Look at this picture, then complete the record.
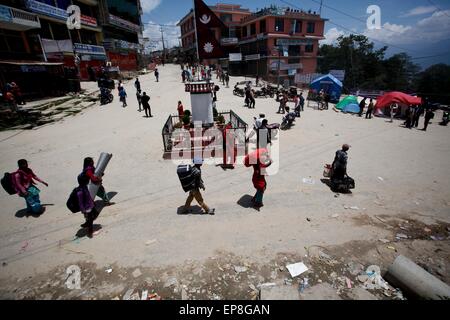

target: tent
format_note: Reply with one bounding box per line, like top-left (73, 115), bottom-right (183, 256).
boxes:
top-left (342, 103), bottom-right (360, 114)
top-left (310, 74), bottom-right (343, 103)
top-left (336, 95), bottom-right (358, 110)
top-left (375, 92), bottom-right (422, 109)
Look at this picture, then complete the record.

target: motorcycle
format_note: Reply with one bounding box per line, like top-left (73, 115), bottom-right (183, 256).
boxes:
top-left (439, 111), bottom-right (449, 126)
top-left (280, 111), bottom-right (296, 130)
top-left (233, 84), bottom-right (245, 97)
top-left (99, 87), bottom-right (113, 105)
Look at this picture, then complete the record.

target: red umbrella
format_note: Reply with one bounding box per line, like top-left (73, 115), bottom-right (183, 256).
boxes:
top-left (375, 91), bottom-right (422, 109)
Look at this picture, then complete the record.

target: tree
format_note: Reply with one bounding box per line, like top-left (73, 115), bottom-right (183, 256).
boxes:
top-left (414, 64), bottom-right (450, 105)
top-left (318, 35), bottom-right (386, 91)
top-left (382, 53), bottom-right (420, 92)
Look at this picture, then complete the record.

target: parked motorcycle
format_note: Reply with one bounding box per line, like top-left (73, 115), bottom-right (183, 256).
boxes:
top-left (233, 84), bottom-right (245, 97)
top-left (440, 111), bottom-right (449, 126)
top-left (99, 87), bottom-right (113, 105)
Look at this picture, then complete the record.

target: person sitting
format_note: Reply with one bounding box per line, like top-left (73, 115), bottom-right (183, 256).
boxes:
top-left (330, 144), bottom-right (354, 192)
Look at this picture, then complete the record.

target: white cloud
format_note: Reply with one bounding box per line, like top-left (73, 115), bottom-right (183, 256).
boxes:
top-left (143, 20), bottom-right (181, 52)
top-left (141, 0), bottom-right (162, 13)
top-left (400, 6), bottom-right (436, 17)
top-left (364, 10), bottom-right (450, 45)
top-left (320, 27), bottom-right (346, 45)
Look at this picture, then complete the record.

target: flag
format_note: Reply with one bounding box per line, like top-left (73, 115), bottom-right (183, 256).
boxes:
top-left (194, 0), bottom-right (226, 59)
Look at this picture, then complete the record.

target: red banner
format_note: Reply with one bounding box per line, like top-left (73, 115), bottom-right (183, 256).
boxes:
top-left (194, 0), bottom-right (226, 60)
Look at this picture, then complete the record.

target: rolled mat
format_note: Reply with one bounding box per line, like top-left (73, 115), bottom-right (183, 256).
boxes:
top-left (88, 152), bottom-right (113, 199)
top-left (384, 255), bottom-right (450, 300)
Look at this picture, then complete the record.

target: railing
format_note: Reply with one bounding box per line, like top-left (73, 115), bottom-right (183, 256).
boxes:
top-left (162, 110), bottom-right (248, 153)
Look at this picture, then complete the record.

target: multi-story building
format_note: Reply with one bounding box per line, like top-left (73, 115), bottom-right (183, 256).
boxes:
top-left (98, 0), bottom-right (144, 72)
top-left (178, 4), bottom-right (327, 85)
top-left (177, 3), bottom-right (251, 65)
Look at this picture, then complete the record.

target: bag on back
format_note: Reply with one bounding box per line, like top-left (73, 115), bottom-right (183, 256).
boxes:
top-left (177, 164), bottom-right (196, 192)
top-left (66, 187), bottom-right (80, 213)
top-left (1, 172), bottom-right (17, 195)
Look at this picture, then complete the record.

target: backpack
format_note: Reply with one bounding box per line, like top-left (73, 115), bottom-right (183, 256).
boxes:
top-left (1, 172), bottom-right (17, 195)
top-left (177, 164), bottom-right (196, 192)
top-left (66, 187), bottom-right (80, 213)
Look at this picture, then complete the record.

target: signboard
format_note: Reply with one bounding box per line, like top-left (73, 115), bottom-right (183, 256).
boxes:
top-left (21, 65), bottom-right (46, 72)
top-left (329, 69), bottom-right (346, 81)
top-left (276, 39), bottom-right (314, 46)
top-left (80, 14), bottom-right (97, 27)
top-left (270, 61), bottom-right (303, 71)
top-left (109, 14), bottom-right (141, 33)
top-left (288, 69), bottom-right (296, 76)
top-left (295, 73), bottom-right (323, 84)
top-left (229, 53), bottom-right (242, 62)
top-left (221, 38), bottom-right (238, 45)
top-left (0, 5), bottom-right (12, 22)
top-left (26, 0), bottom-right (97, 26)
top-left (74, 43), bottom-right (106, 56)
top-left (245, 54), bottom-right (260, 61)
top-left (26, 0), bottom-right (66, 20)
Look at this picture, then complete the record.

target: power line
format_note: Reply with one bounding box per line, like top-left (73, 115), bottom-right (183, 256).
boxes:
top-left (410, 51), bottom-right (450, 60)
top-left (426, 0), bottom-right (450, 17)
top-left (279, 0), bottom-right (421, 54)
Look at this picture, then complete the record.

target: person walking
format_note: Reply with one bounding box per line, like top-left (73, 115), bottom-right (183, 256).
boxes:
top-left (119, 87), bottom-right (127, 107)
top-left (77, 173), bottom-right (99, 238)
top-left (134, 77), bottom-right (141, 92)
top-left (365, 99), bottom-right (374, 119)
top-left (244, 149), bottom-right (272, 210)
top-left (141, 92), bottom-right (152, 117)
top-left (299, 92), bottom-right (305, 111)
top-left (422, 108), bottom-right (435, 131)
top-left (278, 92), bottom-right (287, 114)
top-left (82, 157), bottom-right (111, 205)
top-left (13, 159), bottom-right (48, 215)
top-left (414, 103), bottom-right (425, 128)
top-left (155, 68), bottom-right (159, 82)
top-left (294, 94), bottom-right (301, 117)
top-left (181, 70), bottom-right (186, 83)
top-left (182, 157), bottom-right (215, 215)
top-left (358, 97), bottom-right (367, 117)
top-left (177, 101), bottom-right (184, 118)
top-left (136, 89), bottom-right (142, 112)
top-left (249, 89), bottom-right (256, 109)
top-left (405, 106), bottom-right (412, 128)
top-left (225, 73), bottom-right (230, 88)
top-left (244, 86), bottom-right (251, 107)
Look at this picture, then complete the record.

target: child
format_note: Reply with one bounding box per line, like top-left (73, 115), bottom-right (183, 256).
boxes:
top-left (77, 173), bottom-right (99, 238)
top-left (13, 159), bottom-right (48, 214)
top-left (119, 87), bottom-right (127, 107)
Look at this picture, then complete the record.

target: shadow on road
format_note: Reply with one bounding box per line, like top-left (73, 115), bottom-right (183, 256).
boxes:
top-left (177, 205), bottom-right (205, 215)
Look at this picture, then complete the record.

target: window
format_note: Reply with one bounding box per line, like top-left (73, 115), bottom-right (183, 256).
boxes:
top-left (229, 27), bottom-right (236, 38)
top-left (307, 22), bottom-right (315, 33)
top-left (220, 14), bottom-right (232, 23)
top-left (275, 18), bottom-right (284, 32)
top-left (250, 23), bottom-right (256, 35)
top-left (260, 20), bottom-right (266, 33)
top-left (305, 44), bottom-right (314, 53)
top-left (295, 20), bottom-right (302, 33)
top-left (242, 25), bottom-right (247, 37)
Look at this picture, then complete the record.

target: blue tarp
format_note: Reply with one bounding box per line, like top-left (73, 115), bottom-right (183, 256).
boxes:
top-left (342, 103), bottom-right (360, 114)
top-left (310, 74), bottom-right (343, 103)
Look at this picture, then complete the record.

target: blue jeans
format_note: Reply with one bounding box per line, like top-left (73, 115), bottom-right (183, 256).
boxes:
top-left (254, 189), bottom-right (264, 205)
top-left (22, 185), bottom-right (42, 213)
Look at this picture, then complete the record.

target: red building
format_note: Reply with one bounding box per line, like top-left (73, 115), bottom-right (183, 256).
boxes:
top-left (178, 4), bottom-right (327, 85)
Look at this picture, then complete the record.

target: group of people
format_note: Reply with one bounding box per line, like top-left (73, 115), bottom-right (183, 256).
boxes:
top-left (358, 97), bottom-right (375, 119)
top-left (404, 104), bottom-right (435, 131)
top-left (277, 92), bottom-right (305, 117)
top-left (245, 84), bottom-right (256, 108)
top-left (7, 157), bottom-right (110, 238)
top-left (134, 78), bottom-right (152, 117)
top-left (2, 81), bottom-right (25, 111)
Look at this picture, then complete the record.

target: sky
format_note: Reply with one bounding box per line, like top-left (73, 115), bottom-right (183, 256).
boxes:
top-left (140, 0), bottom-right (450, 69)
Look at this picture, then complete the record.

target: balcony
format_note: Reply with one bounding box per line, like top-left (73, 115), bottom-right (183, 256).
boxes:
top-left (0, 4), bottom-right (40, 31)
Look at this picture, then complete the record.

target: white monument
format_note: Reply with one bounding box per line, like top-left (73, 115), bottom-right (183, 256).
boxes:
top-left (185, 81), bottom-right (215, 125)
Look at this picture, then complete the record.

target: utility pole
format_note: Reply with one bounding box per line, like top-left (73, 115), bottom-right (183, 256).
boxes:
top-left (277, 46), bottom-right (282, 89)
top-left (160, 27), bottom-right (166, 65)
top-left (319, 0), bottom-right (323, 15)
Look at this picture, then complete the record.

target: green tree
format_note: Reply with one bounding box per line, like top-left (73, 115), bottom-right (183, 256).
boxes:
top-left (382, 53), bottom-right (420, 92)
top-left (415, 64), bottom-right (450, 104)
